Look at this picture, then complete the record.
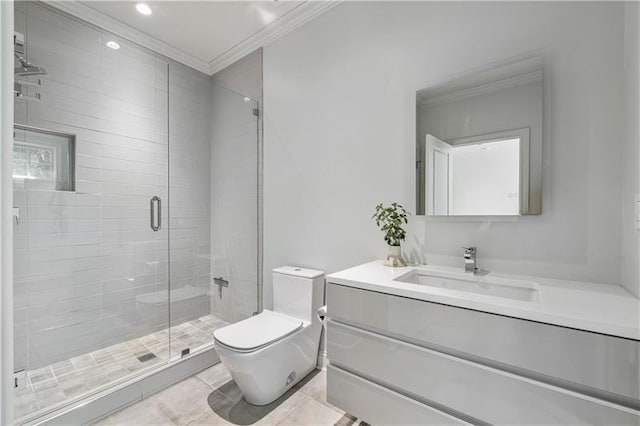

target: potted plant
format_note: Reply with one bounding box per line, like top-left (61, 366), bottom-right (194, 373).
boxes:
top-left (372, 202), bottom-right (409, 267)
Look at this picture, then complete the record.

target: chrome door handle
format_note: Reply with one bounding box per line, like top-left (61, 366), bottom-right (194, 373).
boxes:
top-left (150, 196), bottom-right (161, 231)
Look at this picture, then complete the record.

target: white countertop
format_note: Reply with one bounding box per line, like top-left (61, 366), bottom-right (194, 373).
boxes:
top-left (326, 260), bottom-right (640, 341)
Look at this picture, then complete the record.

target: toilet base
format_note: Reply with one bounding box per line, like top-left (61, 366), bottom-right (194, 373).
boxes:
top-left (214, 323), bottom-right (321, 406)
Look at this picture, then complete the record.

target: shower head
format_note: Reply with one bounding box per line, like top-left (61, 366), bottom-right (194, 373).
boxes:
top-left (15, 64), bottom-right (47, 77)
top-left (14, 54), bottom-right (46, 77)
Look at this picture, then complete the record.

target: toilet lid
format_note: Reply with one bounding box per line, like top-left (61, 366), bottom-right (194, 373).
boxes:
top-left (213, 310), bottom-right (304, 351)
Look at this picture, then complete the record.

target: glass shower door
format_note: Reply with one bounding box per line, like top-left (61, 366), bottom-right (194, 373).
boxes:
top-left (166, 63), bottom-right (220, 358)
top-left (95, 31), bottom-right (172, 370)
top-left (12, 2), bottom-right (172, 421)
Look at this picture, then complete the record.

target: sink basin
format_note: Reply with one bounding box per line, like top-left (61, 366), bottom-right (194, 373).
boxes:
top-left (394, 269), bottom-right (540, 302)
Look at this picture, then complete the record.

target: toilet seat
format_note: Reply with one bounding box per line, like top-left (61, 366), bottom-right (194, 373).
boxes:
top-left (213, 310), bottom-right (304, 353)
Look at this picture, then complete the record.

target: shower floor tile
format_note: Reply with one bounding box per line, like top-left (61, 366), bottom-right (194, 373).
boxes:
top-left (15, 314), bottom-right (229, 421)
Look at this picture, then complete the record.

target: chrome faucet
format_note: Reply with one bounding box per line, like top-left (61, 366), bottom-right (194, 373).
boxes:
top-left (463, 247), bottom-right (477, 273)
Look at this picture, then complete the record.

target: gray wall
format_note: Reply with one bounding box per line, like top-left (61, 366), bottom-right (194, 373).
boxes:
top-left (262, 2), bottom-right (628, 307)
top-left (13, 3), bottom-right (211, 370)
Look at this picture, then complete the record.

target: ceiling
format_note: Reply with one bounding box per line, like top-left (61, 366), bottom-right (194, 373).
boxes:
top-left (51, 1), bottom-right (338, 75)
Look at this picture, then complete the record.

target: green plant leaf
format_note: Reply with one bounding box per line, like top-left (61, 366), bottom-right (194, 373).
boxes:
top-left (372, 202), bottom-right (410, 245)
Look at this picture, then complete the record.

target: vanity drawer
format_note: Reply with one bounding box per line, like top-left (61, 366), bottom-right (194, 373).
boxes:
top-left (327, 364), bottom-right (469, 426)
top-left (327, 320), bottom-right (640, 425)
top-left (327, 283), bottom-right (640, 404)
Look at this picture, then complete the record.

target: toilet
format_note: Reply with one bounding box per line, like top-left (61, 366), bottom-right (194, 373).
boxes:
top-left (213, 266), bottom-right (325, 405)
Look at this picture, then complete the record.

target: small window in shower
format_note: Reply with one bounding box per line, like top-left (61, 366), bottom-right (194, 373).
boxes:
top-left (13, 143), bottom-right (56, 180)
top-left (13, 125), bottom-right (75, 191)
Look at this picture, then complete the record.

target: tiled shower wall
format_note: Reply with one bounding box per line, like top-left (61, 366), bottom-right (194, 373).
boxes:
top-left (13, 2), bottom-right (211, 371)
top-left (209, 51), bottom-right (262, 323)
top-left (167, 61), bottom-right (212, 331)
top-left (209, 85), bottom-right (258, 323)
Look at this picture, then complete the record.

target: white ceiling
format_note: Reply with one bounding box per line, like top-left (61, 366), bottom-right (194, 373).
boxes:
top-left (52, 1), bottom-right (339, 75)
top-left (82, 1), bottom-right (301, 62)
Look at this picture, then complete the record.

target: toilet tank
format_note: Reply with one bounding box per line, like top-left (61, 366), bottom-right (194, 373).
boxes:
top-left (272, 266), bottom-right (325, 323)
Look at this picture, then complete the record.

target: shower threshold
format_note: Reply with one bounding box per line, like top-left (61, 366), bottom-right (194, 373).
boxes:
top-left (15, 314), bottom-right (229, 423)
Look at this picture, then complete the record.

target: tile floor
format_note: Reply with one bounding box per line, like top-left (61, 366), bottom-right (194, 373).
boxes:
top-left (94, 363), bottom-right (369, 426)
top-left (15, 314), bottom-right (229, 421)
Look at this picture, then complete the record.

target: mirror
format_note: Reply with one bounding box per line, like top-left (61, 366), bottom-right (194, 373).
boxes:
top-left (416, 57), bottom-right (542, 216)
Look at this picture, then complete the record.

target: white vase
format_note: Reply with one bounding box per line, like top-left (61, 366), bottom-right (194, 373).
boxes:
top-left (383, 245), bottom-right (406, 267)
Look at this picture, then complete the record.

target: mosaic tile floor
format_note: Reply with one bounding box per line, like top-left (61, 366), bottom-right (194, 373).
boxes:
top-left (15, 314), bottom-right (229, 421)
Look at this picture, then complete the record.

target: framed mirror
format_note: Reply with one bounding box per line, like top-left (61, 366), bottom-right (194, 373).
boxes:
top-left (415, 57), bottom-right (543, 216)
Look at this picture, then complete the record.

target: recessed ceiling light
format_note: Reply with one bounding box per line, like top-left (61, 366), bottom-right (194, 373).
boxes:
top-left (257, 8), bottom-right (276, 24)
top-left (136, 3), bottom-right (152, 15)
top-left (106, 41), bottom-right (120, 50)
top-left (243, 97), bottom-right (251, 102)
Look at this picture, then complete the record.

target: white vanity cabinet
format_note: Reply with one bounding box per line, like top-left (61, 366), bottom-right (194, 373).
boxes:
top-left (326, 280), bottom-right (640, 425)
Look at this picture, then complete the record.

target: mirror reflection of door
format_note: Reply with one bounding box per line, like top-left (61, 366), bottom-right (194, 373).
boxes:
top-left (425, 131), bottom-right (525, 216)
top-left (425, 134), bottom-right (452, 215)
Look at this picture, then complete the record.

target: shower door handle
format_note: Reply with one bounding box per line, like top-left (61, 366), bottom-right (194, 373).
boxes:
top-left (150, 196), bottom-right (161, 231)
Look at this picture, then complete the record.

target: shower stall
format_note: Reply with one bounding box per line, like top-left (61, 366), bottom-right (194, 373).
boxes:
top-left (11, 2), bottom-right (262, 423)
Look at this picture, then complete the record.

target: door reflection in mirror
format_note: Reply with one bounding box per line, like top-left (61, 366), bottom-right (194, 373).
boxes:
top-left (427, 133), bottom-right (522, 216)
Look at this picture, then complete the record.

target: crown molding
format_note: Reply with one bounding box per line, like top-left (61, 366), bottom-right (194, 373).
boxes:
top-left (46, 1), bottom-right (341, 76)
top-left (420, 70), bottom-right (543, 108)
top-left (208, 0), bottom-right (342, 75)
